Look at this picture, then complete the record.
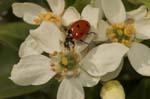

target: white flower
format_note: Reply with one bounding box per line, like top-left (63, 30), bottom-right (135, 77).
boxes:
top-left (12, 0), bottom-right (99, 28)
top-left (18, 3), bottom-right (100, 57)
top-left (10, 22), bottom-right (128, 98)
top-left (9, 4), bottom-right (114, 99)
top-left (100, 80), bottom-right (125, 99)
top-left (12, 0), bottom-right (64, 25)
top-left (94, 0), bottom-right (150, 80)
top-left (10, 3), bottom-right (130, 99)
top-left (10, 22), bottom-right (102, 99)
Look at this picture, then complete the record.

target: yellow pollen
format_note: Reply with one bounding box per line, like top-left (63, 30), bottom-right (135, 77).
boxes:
top-left (34, 12), bottom-right (61, 24)
top-left (70, 49), bottom-right (76, 55)
top-left (59, 51), bottom-right (64, 55)
top-left (45, 12), bottom-right (53, 20)
top-left (112, 23), bottom-right (125, 29)
top-left (106, 22), bottom-right (135, 46)
top-left (121, 39), bottom-right (131, 46)
top-left (33, 18), bottom-right (41, 24)
top-left (113, 38), bottom-right (119, 43)
top-left (61, 57), bottom-right (68, 66)
top-left (50, 63), bottom-right (55, 67)
top-left (124, 24), bottom-right (135, 37)
top-left (76, 57), bottom-right (81, 62)
top-left (117, 29), bottom-right (123, 36)
top-left (107, 31), bottom-right (116, 39)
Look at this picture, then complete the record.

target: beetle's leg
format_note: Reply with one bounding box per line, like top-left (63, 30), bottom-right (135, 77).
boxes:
top-left (80, 40), bottom-right (89, 45)
top-left (87, 32), bottom-right (96, 35)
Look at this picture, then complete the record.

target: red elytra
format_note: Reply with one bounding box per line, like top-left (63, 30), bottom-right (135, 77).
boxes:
top-left (69, 20), bottom-right (91, 40)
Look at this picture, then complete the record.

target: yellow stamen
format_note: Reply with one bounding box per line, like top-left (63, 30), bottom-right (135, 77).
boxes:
top-left (107, 32), bottom-right (116, 39)
top-left (33, 12), bottom-right (61, 24)
top-left (45, 12), bottom-right (53, 20)
top-left (113, 38), bottom-right (119, 43)
top-left (106, 22), bottom-right (135, 46)
top-left (50, 63), bottom-right (55, 67)
top-left (112, 23), bottom-right (125, 29)
top-left (59, 51), bottom-right (64, 55)
top-left (124, 24), bottom-right (135, 37)
top-left (121, 39), bottom-right (131, 46)
top-left (33, 18), bottom-right (41, 24)
top-left (76, 57), bottom-right (81, 63)
top-left (117, 29), bottom-right (123, 36)
top-left (61, 57), bottom-right (68, 66)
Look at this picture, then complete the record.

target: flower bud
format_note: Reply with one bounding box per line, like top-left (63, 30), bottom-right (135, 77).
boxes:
top-left (100, 80), bottom-right (125, 99)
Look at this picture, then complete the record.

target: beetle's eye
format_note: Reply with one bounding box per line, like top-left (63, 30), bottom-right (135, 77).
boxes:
top-left (68, 29), bottom-right (72, 34)
top-left (77, 25), bottom-right (80, 28)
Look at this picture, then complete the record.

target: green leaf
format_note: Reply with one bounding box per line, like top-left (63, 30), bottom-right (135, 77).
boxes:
top-left (84, 84), bottom-right (101, 99)
top-left (0, 0), bottom-right (16, 12)
top-left (128, 0), bottom-right (150, 10)
top-left (73, 0), bottom-right (91, 13)
top-left (0, 45), bottom-right (51, 98)
top-left (122, 0), bottom-right (139, 11)
top-left (142, 39), bottom-right (150, 47)
top-left (128, 78), bottom-right (150, 99)
top-left (0, 22), bottom-right (36, 50)
top-left (65, 0), bottom-right (76, 8)
top-left (127, 0), bottom-right (142, 5)
top-left (0, 74), bottom-right (47, 99)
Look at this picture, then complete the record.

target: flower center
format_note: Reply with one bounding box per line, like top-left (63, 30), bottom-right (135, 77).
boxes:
top-left (106, 22), bottom-right (136, 46)
top-left (33, 12), bottom-right (61, 24)
top-left (49, 50), bottom-right (81, 81)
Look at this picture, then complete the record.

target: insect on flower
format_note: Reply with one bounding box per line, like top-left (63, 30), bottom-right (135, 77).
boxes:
top-left (64, 20), bottom-right (96, 49)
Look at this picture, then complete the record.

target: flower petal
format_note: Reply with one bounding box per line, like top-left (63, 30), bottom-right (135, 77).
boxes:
top-left (30, 21), bottom-right (64, 53)
top-left (62, 7), bottom-right (80, 26)
top-left (12, 3), bottom-right (47, 24)
top-left (127, 6), bottom-right (147, 21)
top-left (77, 69), bottom-right (100, 87)
top-left (47, 0), bottom-right (65, 16)
top-left (10, 55), bottom-right (55, 86)
top-left (127, 43), bottom-right (150, 76)
top-left (92, 0), bottom-right (104, 18)
top-left (57, 78), bottom-right (84, 99)
top-left (75, 27), bottom-right (96, 52)
top-left (81, 5), bottom-right (99, 28)
top-left (135, 19), bottom-right (150, 39)
top-left (19, 36), bottom-right (43, 58)
top-left (101, 0), bottom-right (126, 23)
top-left (81, 43), bottom-right (129, 77)
top-left (94, 20), bottom-right (109, 41)
top-left (101, 60), bottom-right (123, 81)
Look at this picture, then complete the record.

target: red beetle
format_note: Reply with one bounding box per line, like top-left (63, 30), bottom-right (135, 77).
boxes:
top-left (64, 20), bottom-right (92, 49)
top-left (69, 20), bottom-right (91, 40)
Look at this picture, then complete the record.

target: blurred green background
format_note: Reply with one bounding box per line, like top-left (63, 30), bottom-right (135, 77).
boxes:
top-left (0, 0), bottom-right (149, 99)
